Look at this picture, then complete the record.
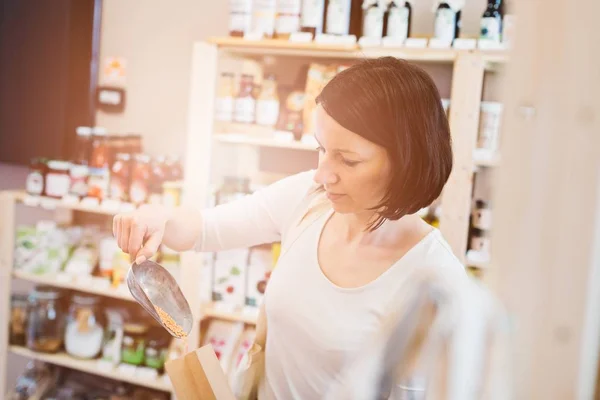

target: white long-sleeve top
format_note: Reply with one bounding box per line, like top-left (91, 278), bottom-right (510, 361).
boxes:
top-left (196, 170), bottom-right (466, 399)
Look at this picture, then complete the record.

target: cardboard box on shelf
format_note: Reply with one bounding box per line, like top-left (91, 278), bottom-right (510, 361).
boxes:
top-left (165, 345), bottom-right (236, 400)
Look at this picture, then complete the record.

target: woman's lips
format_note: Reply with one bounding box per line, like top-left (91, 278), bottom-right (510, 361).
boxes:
top-left (326, 192), bottom-right (346, 201)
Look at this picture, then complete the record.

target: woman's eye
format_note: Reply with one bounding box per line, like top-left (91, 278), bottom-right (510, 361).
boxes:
top-left (342, 159), bottom-right (360, 167)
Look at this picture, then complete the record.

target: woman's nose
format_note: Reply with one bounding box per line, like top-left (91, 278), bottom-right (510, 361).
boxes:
top-left (314, 161), bottom-right (339, 185)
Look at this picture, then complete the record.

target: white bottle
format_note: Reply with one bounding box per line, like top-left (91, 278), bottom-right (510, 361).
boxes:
top-left (229, 0), bottom-right (253, 36)
top-left (276, 0), bottom-right (302, 38)
top-left (362, 0), bottom-right (385, 39)
top-left (301, 0), bottom-right (326, 36)
top-left (252, 0), bottom-right (277, 38)
top-left (326, 0), bottom-right (352, 36)
top-left (386, 0), bottom-right (411, 42)
top-left (433, 0), bottom-right (463, 44)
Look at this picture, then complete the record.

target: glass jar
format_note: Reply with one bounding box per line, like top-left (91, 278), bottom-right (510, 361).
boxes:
top-left (121, 322), bottom-right (149, 365)
top-left (26, 286), bottom-right (66, 353)
top-left (64, 294), bottom-right (105, 359)
top-left (26, 158), bottom-right (47, 197)
top-left (130, 154), bottom-right (151, 206)
top-left (10, 294), bottom-right (28, 346)
top-left (45, 160), bottom-right (72, 199)
top-left (144, 330), bottom-right (169, 372)
top-left (87, 127), bottom-right (110, 200)
top-left (102, 308), bottom-right (125, 365)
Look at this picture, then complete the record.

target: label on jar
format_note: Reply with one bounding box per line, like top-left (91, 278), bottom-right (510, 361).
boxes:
top-left (276, 14), bottom-right (301, 34)
top-left (215, 96), bottom-right (234, 122)
top-left (69, 166), bottom-right (89, 197)
top-left (46, 172), bottom-right (70, 198)
top-left (480, 16), bottom-right (501, 42)
top-left (301, 0), bottom-right (325, 29)
top-left (387, 6), bottom-right (410, 41)
top-left (234, 97), bottom-right (256, 123)
top-left (256, 99), bottom-right (280, 126)
top-left (129, 180), bottom-right (149, 205)
top-left (326, 0), bottom-right (351, 35)
top-left (230, 13), bottom-right (252, 33)
top-left (434, 8), bottom-right (456, 43)
top-left (87, 167), bottom-right (110, 199)
top-left (253, 0), bottom-right (277, 37)
top-left (362, 7), bottom-right (384, 39)
top-left (26, 171), bottom-right (44, 196)
top-left (76, 309), bottom-right (92, 333)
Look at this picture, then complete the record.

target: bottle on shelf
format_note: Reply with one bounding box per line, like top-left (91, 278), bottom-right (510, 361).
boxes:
top-left (87, 127), bottom-right (110, 201)
top-left (234, 74), bottom-right (257, 124)
top-left (109, 153), bottom-right (131, 202)
top-left (276, 0), bottom-right (302, 38)
top-left (252, 0), bottom-right (277, 38)
top-left (325, 0), bottom-right (362, 36)
top-left (255, 74), bottom-right (280, 127)
top-left (361, 0), bottom-right (386, 40)
top-left (69, 126), bottom-right (92, 200)
top-left (229, 0), bottom-right (253, 37)
top-left (433, 0), bottom-right (462, 44)
top-left (385, 0), bottom-right (412, 42)
top-left (300, 0), bottom-right (326, 38)
top-left (215, 72), bottom-right (235, 122)
top-left (480, 0), bottom-right (503, 42)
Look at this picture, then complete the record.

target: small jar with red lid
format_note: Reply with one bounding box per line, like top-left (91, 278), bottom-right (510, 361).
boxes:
top-left (129, 154), bottom-right (151, 206)
top-left (45, 160), bottom-right (72, 199)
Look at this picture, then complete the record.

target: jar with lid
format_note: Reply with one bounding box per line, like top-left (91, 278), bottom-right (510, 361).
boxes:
top-left (216, 176), bottom-right (251, 205)
top-left (26, 286), bottom-right (66, 353)
top-left (26, 158), bottom-right (47, 197)
top-left (109, 153), bottom-right (132, 202)
top-left (234, 74), bottom-right (257, 124)
top-left (74, 126), bottom-right (92, 166)
top-left (129, 154), bottom-right (151, 206)
top-left (149, 156), bottom-right (167, 204)
top-left (121, 322), bottom-right (149, 365)
top-left (64, 295), bottom-right (105, 359)
top-left (87, 127), bottom-right (110, 200)
top-left (255, 74), bottom-right (280, 127)
top-left (10, 294), bottom-right (28, 346)
top-left (215, 72), bottom-right (235, 122)
top-left (69, 164), bottom-right (89, 199)
top-left (45, 160), bottom-right (72, 199)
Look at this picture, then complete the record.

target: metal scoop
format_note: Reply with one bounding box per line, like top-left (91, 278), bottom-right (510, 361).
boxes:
top-left (126, 260), bottom-right (193, 338)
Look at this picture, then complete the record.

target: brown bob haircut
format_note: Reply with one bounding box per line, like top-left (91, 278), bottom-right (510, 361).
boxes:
top-left (315, 56), bottom-right (453, 230)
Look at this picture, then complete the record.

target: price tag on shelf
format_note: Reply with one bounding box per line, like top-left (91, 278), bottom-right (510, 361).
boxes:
top-left (23, 195), bottom-right (41, 207)
top-left (428, 38), bottom-right (452, 49)
top-left (382, 37), bottom-right (406, 48)
top-left (117, 363), bottom-right (137, 376)
top-left (404, 38), bottom-right (428, 49)
top-left (55, 272), bottom-right (72, 284)
top-left (289, 32), bottom-right (313, 43)
top-left (61, 194), bottom-right (79, 207)
top-left (40, 197), bottom-right (58, 210)
top-left (243, 32), bottom-right (263, 41)
top-left (478, 39), bottom-right (505, 50)
top-left (75, 275), bottom-right (93, 287)
top-left (101, 199), bottom-right (121, 213)
top-left (358, 36), bottom-right (382, 48)
top-left (453, 38), bottom-right (477, 50)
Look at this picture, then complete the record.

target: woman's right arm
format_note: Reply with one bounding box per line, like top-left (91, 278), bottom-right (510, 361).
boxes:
top-left (113, 170), bottom-right (315, 264)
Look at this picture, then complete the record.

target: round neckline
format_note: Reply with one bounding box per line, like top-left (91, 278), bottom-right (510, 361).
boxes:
top-left (314, 209), bottom-right (439, 293)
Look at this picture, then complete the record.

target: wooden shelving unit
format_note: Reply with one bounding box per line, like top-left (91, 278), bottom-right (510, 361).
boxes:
top-left (9, 346), bottom-right (172, 392)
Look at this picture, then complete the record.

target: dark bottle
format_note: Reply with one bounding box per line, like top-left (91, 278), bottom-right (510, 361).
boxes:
top-left (385, 0), bottom-right (412, 41)
top-left (480, 0), bottom-right (502, 41)
top-left (434, 1), bottom-right (461, 43)
top-left (300, 0), bottom-right (326, 37)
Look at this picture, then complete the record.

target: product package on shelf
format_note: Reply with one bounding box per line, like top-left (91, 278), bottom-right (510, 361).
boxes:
top-left (228, 327), bottom-right (257, 385)
top-left (211, 249), bottom-right (250, 312)
top-left (14, 221), bottom-right (72, 275)
top-left (245, 247), bottom-right (273, 310)
top-left (202, 319), bottom-right (245, 374)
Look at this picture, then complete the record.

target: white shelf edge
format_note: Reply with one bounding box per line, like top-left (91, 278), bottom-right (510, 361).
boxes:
top-left (9, 346), bottom-right (172, 392)
top-left (12, 270), bottom-right (134, 302)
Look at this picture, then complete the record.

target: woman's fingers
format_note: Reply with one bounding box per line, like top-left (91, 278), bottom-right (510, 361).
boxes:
top-left (128, 222), bottom-right (146, 259)
top-left (135, 231), bottom-right (162, 265)
top-left (119, 215), bottom-right (132, 253)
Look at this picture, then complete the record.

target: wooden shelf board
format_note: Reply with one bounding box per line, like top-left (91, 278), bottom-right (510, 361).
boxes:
top-left (201, 303), bottom-right (258, 325)
top-left (9, 346), bottom-right (172, 392)
top-left (14, 192), bottom-right (122, 216)
top-left (208, 36), bottom-right (508, 64)
top-left (215, 133), bottom-right (317, 151)
top-left (12, 270), bottom-right (134, 302)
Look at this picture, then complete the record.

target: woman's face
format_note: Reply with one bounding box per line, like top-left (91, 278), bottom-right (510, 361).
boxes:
top-left (313, 105), bottom-right (392, 215)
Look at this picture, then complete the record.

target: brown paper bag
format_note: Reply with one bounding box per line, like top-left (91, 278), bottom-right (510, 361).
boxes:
top-left (165, 345), bottom-right (236, 400)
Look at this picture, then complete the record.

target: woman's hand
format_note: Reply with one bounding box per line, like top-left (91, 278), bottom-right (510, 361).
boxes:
top-left (113, 204), bottom-right (172, 264)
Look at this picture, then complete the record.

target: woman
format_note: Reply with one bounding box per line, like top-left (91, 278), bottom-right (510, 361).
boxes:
top-left (113, 57), bottom-right (466, 398)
